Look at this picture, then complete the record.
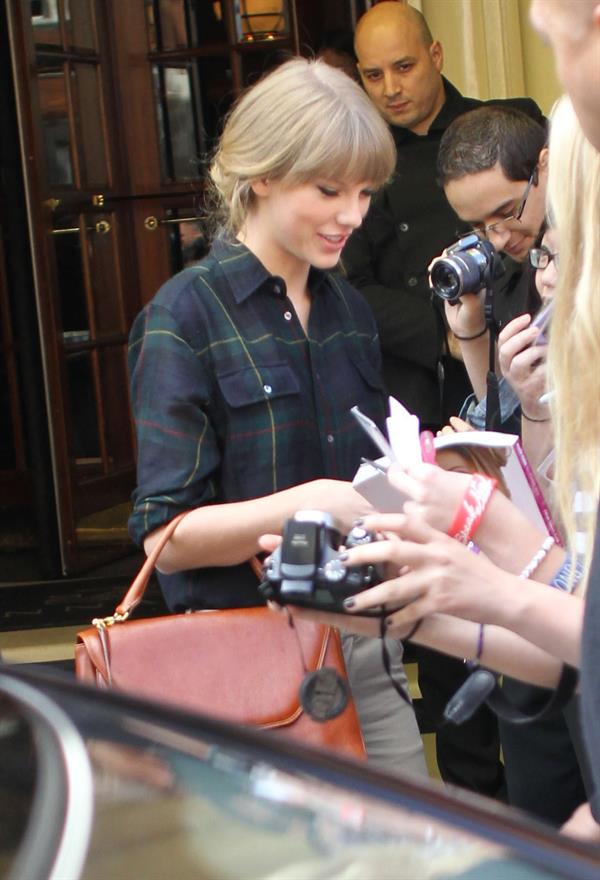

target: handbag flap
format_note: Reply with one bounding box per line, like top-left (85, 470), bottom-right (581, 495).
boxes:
top-left (76, 607), bottom-right (330, 727)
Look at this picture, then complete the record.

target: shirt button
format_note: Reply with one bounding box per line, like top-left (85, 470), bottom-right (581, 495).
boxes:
top-left (283, 310), bottom-right (293, 321)
top-left (326, 434), bottom-right (334, 444)
top-left (272, 282), bottom-right (283, 296)
top-left (408, 276), bottom-right (418, 287)
top-left (399, 222), bottom-right (409, 232)
top-left (263, 384), bottom-right (272, 394)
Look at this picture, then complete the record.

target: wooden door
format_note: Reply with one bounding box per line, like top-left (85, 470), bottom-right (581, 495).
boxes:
top-left (5, 0), bottom-right (298, 574)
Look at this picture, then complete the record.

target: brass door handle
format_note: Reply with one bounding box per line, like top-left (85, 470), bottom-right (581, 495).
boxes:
top-left (52, 219), bottom-right (112, 236)
top-left (144, 215), bottom-right (200, 231)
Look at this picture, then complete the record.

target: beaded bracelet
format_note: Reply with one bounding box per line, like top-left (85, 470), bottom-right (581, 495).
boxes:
top-left (447, 474), bottom-right (497, 545)
top-left (519, 535), bottom-right (556, 579)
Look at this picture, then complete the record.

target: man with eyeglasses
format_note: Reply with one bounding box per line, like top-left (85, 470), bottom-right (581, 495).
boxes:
top-left (430, 106), bottom-right (551, 441)
top-left (437, 105), bottom-right (549, 329)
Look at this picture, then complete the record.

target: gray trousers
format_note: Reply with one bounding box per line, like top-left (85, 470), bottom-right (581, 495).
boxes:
top-left (342, 632), bottom-right (428, 778)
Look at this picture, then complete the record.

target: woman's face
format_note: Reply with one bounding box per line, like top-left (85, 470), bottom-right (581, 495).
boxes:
top-left (535, 227), bottom-right (560, 301)
top-left (435, 448), bottom-right (473, 475)
top-left (247, 178), bottom-right (375, 273)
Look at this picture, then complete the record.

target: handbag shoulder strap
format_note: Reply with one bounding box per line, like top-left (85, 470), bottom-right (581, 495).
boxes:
top-left (113, 512), bottom-right (264, 619)
top-left (115, 512), bottom-right (190, 618)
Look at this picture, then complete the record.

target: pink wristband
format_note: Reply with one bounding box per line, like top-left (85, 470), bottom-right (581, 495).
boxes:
top-left (447, 474), bottom-right (497, 544)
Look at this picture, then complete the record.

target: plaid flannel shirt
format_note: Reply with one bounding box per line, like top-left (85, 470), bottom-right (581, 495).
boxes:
top-left (128, 238), bottom-right (386, 610)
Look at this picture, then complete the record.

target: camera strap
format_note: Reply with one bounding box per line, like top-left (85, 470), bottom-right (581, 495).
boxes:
top-left (484, 285), bottom-right (501, 432)
top-left (378, 616), bottom-right (413, 707)
top-left (443, 663), bottom-right (579, 726)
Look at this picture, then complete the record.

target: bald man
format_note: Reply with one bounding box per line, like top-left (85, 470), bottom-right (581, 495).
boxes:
top-left (344, 1), bottom-right (544, 432)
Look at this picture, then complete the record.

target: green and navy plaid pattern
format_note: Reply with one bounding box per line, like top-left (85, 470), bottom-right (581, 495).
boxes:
top-left (128, 238), bottom-right (386, 610)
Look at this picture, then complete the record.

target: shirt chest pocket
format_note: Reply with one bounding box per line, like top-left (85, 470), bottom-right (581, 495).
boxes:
top-left (215, 362), bottom-right (304, 495)
top-left (216, 361), bottom-right (301, 410)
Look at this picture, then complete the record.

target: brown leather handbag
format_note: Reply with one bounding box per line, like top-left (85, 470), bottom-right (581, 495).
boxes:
top-left (75, 514), bottom-right (366, 760)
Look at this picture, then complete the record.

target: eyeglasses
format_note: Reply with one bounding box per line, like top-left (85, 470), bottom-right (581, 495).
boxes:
top-left (530, 245), bottom-right (559, 270)
top-left (472, 169), bottom-right (537, 238)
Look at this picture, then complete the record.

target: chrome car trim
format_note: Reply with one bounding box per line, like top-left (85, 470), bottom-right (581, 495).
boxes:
top-left (0, 674), bottom-right (94, 880)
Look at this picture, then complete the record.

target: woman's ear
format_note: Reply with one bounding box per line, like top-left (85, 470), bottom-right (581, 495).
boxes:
top-left (250, 178), bottom-right (269, 197)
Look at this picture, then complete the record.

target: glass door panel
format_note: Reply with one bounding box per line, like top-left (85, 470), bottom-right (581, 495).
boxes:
top-left (145, 0), bottom-right (228, 51)
top-left (64, 0), bottom-right (98, 51)
top-left (31, 0), bottom-right (62, 46)
top-left (71, 63), bottom-right (110, 187)
top-left (54, 215), bottom-right (88, 332)
top-left (37, 61), bottom-right (74, 186)
top-left (153, 64), bottom-right (204, 181)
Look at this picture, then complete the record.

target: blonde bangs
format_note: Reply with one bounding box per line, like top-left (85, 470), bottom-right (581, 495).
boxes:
top-left (283, 97), bottom-right (396, 189)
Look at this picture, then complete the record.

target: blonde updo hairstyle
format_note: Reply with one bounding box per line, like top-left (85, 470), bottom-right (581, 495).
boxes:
top-left (546, 95), bottom-right (600, 586)
top-left (209, 57), bottom-right (396, 237)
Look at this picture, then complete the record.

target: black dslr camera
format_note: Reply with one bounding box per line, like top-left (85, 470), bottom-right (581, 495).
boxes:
top-left (259, 510), bottom-right (382, 614)
top-left (430, 233), bottom-right (505, 303)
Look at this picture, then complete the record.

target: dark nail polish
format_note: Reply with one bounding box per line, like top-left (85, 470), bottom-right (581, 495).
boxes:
top-left (343, 597), bottom-right (356, 609)
top-left (352, 518), bottom-right (364, 527)
top-left (338, 552), bottom-right (349, 562)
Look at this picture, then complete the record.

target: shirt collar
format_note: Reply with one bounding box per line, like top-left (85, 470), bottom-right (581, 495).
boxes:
top-left (391, 77), bottom-right (464, 144)
top-left (211, 236), bottom-right (334, 304)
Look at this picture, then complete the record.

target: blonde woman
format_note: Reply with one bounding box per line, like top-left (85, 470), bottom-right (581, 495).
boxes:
top-left (267, 95), bottom-right (600, 834)
top-left (129, 58), bottom-right (427, 777)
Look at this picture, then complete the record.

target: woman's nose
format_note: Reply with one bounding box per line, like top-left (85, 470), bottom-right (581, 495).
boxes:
top-left (337, 197), bottom-right (365, 229)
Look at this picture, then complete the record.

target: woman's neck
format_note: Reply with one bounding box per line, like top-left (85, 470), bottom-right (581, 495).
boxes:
top-left (237, 229), bottom-right (312, 330)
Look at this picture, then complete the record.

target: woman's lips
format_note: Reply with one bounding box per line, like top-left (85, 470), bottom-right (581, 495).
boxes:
top-left (319, 233), bottom-right (349, 250)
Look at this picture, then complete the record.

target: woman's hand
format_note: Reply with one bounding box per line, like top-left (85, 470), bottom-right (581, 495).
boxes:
top-left (259, 533), bottom-right (422, 640)
top-left (497, 314), bottom-right (549, 420)
top-left (291, 479), bottom-right (374, 534)
top-left (335, 514), bottom-right (515, 628)
top-left (386, 461), bottom-right (472, 534)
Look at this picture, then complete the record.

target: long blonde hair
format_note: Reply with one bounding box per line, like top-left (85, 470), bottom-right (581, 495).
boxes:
top-left (209, 58), bottom-right (396, 236)
top-left (547, 96), bottom-right (600, 586)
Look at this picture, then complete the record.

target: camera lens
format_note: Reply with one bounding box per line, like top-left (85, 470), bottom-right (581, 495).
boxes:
top-left (431, 249), bottom-right (491, 301)
top-left (430, 261), bottom-right (462, 301)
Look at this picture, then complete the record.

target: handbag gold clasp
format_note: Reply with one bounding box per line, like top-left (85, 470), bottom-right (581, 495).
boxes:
top-left (92, 611), bottom-right (130, 630)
